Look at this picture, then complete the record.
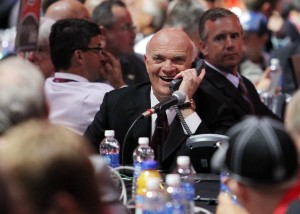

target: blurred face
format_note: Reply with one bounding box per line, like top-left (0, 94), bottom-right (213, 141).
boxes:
top-left (104, 5), bottom-right (136, 57)
top-left (199, 15), bottom-right (243, 74)
top-left (81, 35), bottom-right (104, 81)
top-left (243, 32), bottom-right (267, 62)
top-left (26, 45), bottom-right (54, 78)
top-left (144, 29), bottom-right (194, 101)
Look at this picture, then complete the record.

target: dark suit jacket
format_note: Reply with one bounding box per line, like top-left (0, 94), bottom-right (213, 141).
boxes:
top-left (200, 64), bottom-right (280, 121)
top-left (120, 54), bottom-right (149, 86)
top-left (84, 82), bottom-right (235, 171)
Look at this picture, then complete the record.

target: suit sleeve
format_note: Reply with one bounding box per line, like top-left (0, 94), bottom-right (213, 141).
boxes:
top-left (84, 93), bottom-right (109, 151)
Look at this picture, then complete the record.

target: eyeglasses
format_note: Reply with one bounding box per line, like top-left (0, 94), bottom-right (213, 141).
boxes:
top-left (77, 47), bottom-right (103, 55)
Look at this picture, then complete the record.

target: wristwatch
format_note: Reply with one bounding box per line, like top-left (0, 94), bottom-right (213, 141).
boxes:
top-left (178, 99), bottom-right (196, 111)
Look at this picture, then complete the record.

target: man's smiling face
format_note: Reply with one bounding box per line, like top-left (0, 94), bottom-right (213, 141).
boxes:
top-left (144, 28), bottom-right (194, 101)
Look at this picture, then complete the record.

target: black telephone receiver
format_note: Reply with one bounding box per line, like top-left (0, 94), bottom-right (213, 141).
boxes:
top-left (169, 58), bottom-right (205, 92)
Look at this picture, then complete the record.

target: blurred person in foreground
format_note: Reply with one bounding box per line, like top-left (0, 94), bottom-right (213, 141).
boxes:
top-left (216, 116), bottom-right (300, 214)
top-left (45, 19), bottom-right (117, 135)
top-left (92, 0), bottom-right (149, 86)
top-left (0, 119), bottom-right (128, 214)
top-left (84, 28), bottom-right (235, 171)
top-left (285, 89), bottom-right (300, 157)
top-left (0, 57), bottom-right (47, 136)
top-left (198, 7), bottom-right (279, 121)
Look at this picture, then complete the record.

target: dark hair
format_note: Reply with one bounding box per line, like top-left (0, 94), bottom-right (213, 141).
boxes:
top-left (198, 7), bottom-right (242, 42)
top-left (49, 18), bottom-right (101, 71)
top-left (92, 0), bottom-right (126, 28)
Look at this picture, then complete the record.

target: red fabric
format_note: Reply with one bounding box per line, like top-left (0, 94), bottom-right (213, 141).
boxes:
top-left (273, 181), bottom-right (300, 214)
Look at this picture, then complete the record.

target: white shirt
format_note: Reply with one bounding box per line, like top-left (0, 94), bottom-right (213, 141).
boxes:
top-left (134, 34), bottom-right (153, 55)
top-left (44, 72), bottom-right (114, 135)
top-left (150, 88), bottom-right (201, 136)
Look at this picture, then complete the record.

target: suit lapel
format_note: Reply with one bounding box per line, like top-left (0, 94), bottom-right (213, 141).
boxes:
top-left (129, 85), bottom-right (152, 143)
top-left (205, 66), bottom-right (251, 113)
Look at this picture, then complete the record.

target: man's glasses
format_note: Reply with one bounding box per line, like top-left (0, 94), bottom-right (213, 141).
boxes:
top-left (77, 47), bottom-right (103, 55)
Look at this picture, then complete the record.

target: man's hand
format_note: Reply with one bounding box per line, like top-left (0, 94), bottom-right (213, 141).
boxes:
top-left (174, 67), bottom-right (205, 118)
top-left (99, 51), bottom-right (125, 88)
top-left (175, 67), bottom-right (206, 102)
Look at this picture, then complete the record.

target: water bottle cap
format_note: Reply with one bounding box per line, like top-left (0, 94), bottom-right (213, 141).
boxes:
top-left (177, 156), bottom-right (190, 166)
top-left (104, 130), bottom-right (115, 137)
top-left (165, 174), bottom-right (181, 186)
top-left (138, 137), bottom-right (149, 145)
top-left (146, 177), bottom-right (161, 189)
top-left (141, 160), bottom-right (157, 170)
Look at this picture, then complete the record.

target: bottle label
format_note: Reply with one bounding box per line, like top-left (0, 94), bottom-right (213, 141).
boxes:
top-left (103, 154), bottom-right (120, 168)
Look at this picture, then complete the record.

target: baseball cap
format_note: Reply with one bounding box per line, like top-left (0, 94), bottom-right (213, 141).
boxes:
top-left (240, 11), bottom-right (268, 35)
top-left (223, 116), bottom-right (298, 186)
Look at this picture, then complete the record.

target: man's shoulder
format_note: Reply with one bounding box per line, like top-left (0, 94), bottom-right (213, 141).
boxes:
top-left (106, 82), bottom-right (150, 96)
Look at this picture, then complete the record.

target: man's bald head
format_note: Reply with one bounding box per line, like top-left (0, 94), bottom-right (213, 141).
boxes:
top-left (146, 28), bottom-right (196, 58)
top-left (45, 0), bottom-right (90, 21)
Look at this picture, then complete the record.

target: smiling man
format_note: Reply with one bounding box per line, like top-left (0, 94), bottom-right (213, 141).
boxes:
top-left (84, 28), bottom-right (235, 170)
top-left (198, 7), bottom-right (279, 121)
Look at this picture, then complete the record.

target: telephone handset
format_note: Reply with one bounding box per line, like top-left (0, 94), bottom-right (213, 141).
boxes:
top-left (169, 58), bottom-right (205, 92)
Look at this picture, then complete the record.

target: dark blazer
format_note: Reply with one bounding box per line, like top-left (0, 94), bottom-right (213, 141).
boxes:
top-left (84, 82), bottom-right (235, 171)
top-left (120, 54), bottom-right (149, 86)
top-left (200, 64), bottom-right (280, 121)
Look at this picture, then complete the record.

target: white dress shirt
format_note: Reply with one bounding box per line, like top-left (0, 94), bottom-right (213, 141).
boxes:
top-left (150, 88), bottom-right (201, 136)
top-left (44, 72), bottom-right (114, 135)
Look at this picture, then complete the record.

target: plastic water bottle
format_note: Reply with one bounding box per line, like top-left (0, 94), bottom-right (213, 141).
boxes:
top-left (164, 174), bottom-right (185, 214)
top-left (175, 156), bottom-right (195, 214)
top-left (268, 58), bottom-right (283, 96)
top-left (135, 160), bottom-right (161, 214)
top-left (132, 137), bottom-right (154, 198)
top-left (99, 130), bottom-right (120, 168)
top-left (143, 177), bottom-right (165, 214)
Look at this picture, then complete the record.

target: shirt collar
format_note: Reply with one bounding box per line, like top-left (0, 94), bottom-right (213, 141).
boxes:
top-left (54, 72), bottom-right (89, 82)
top-left (205, 61), bottom-right (240, 88)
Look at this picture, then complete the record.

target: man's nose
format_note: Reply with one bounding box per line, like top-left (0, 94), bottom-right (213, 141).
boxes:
top-left (162, 60), bottom-right (176, 72)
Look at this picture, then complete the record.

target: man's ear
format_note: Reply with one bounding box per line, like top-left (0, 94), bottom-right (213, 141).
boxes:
top-left (143, 54), bottom-right (150, 74)
top-left (199, 40), bottom-right (208, 57)
top-left (227, 179), bottom-right (248, 204)
top-left (73, 50), bottom-right (84, 65)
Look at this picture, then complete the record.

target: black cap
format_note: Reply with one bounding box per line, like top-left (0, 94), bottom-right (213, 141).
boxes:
top-left (224, 116), bottom-right (298, 186)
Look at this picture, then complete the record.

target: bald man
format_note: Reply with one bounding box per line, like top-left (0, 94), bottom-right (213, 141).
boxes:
top-left (84, 28), bottom-right (234, 171)
top-left (45, 0), bottom-right (90, 20)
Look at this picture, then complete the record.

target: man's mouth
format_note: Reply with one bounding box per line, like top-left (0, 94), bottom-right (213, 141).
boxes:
top-left (160, 76), bottom-right (174, 82)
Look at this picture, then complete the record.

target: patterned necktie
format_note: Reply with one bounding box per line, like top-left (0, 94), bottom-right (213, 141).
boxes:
top-left (238, 77), bottom-right (254, 113)
top-left (150, 112), bottom-right (169, 160)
